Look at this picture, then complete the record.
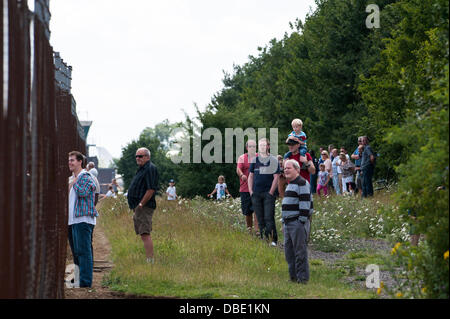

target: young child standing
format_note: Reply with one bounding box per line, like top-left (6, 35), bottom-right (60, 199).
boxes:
top-left (166, 179), bottom-right (177, 200)
top-left (316, 163), bottom-right (330, 196)
top-left (285, 118), bottom-right (308, 158)
top-left (208, 175), bottom-right (232, 200)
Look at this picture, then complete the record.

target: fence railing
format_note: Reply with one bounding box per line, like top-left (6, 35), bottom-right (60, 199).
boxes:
top-left (0, 0), bottom-right (86, 298)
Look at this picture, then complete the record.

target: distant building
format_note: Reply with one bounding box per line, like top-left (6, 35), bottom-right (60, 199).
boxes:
top-left (87, 148), bottom-right (116, 194)
top-left (97, 168), bottom-right (116, 194)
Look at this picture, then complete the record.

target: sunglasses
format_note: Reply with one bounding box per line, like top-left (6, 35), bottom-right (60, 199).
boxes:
top-left (135, 155), bottom-right (146, 158)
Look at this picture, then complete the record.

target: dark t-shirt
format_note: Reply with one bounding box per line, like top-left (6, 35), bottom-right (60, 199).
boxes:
top-left (249, 155), bottom-right (280, 193)
top-left (127, 161), bottom-right (159, 209)
top-left (361, 145), bottom-right (375, 170)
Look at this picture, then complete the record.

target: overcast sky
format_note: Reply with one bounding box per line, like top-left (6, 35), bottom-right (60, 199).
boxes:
top-left (50, 0), bottom-right (316, 160)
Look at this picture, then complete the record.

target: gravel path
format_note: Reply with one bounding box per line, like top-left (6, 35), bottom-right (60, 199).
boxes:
top-left (308, 238), bottom-right (396, 298)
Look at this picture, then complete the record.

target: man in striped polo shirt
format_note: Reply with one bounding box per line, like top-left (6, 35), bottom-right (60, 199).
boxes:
top-left (281, 159), bottom-right (313, 284)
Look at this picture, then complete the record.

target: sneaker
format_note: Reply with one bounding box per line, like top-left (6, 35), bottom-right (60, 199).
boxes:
top-left (270, 241), bottom-right (277, 247)
top-left (146, 257), bottom-right (155, 264)
top-left (65, 281), bottom-right (80, 289)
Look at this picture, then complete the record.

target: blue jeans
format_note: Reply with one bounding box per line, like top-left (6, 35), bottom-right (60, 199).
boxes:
top-left (71, 222), bottom-right (95, 287)
top-left (332, 174), bottom-right (341, 195)
top-left (251, 192), bottom-right (278, 243)
top-left (362, 166), bottom-right (374, 197)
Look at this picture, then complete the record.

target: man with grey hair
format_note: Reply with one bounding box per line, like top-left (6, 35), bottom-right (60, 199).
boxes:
top-left (281, 159), bottom-right (313, 284)
top-left (127, 147), bottom-right (159, 264)
top-left (86, 161), bottom-right (100, 205)
top-left (87, 162), bottom-right (98, 178)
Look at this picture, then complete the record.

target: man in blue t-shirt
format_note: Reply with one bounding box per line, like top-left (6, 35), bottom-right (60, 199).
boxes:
top-left (248, 138), bottom-right (280, 246)
top-left (351, 136), bottom-right (364, 195)
top-left (360, 136), bottom-right (376, 198)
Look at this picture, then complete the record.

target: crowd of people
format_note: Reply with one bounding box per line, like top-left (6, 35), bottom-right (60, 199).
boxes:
top-left (65, 118), bottom-right (376, 288)
top-left (229, 119), bottom-right (376, 284)
top-left (310, 135), bottom-right (376, 198)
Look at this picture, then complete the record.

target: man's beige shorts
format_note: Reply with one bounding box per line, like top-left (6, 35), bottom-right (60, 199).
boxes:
top-left (133, 206), bottom-right (155, 235)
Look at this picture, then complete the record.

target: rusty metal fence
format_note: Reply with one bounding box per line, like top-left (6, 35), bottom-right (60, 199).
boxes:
top-left (1, 0), bottom-right (86, 298)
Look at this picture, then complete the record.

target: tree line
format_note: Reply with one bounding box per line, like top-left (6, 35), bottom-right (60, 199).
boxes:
top-left (117, 0), bottom-right (448, 297)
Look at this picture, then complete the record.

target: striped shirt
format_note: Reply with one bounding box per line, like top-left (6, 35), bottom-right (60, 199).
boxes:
top-left (281, 175), bottom-right (313, 221)
top-left (72, 170), bottom-right (99, 218)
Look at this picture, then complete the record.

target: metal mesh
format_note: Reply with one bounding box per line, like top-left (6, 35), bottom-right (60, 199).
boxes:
top-left (0, 0), bottom-right (86, 298)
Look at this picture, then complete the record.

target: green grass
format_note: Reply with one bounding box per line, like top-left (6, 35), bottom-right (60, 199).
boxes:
top-left (97, 196), bottom-right (379, 299)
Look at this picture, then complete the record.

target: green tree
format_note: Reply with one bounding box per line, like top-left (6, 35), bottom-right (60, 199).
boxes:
top-left (117, 121), bottom-right (180, 192)
top-left (360, 0), bottom-right (449, 298)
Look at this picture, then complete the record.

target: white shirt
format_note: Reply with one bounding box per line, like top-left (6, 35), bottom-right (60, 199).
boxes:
top-left (105, 190), bottom-right (116, 198)
top-left (89, 167), bottom-right (98, 177)
top-left (68, 170), bottom-right (96, 226)
top-left (215, 183), bottom-right (227, 200)
top-left (166, 186), bottom-right (177, 200)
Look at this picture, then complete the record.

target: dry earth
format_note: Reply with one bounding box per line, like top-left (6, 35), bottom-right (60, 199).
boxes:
top-left (64, 224), bottom-right (123, 299)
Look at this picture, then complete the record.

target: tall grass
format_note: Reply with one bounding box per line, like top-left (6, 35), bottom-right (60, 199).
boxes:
top-left (306, 189), bottom-right (408, 252)
top-left (97, 196), bottom-right (376, 298)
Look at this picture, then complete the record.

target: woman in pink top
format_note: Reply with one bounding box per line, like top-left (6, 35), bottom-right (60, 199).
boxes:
top-left (236, 140), bottom-right (259, 235)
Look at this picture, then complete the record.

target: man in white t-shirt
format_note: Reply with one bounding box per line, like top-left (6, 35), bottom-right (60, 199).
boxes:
top-left (67, 151), bottom-right (98, 288)
top-left (166, 179), bottom-right (177, 200)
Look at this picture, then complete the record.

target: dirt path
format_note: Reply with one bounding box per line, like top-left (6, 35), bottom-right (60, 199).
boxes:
top-left (64, 224), bottom-right (122, 299)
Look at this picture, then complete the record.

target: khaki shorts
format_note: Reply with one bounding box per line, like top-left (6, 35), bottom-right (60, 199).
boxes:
top-left (133, 206), bottom-right (155, 235)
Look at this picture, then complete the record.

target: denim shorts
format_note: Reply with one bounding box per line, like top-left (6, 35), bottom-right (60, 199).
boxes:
top-left (133, 206), bottom-right (155, 235)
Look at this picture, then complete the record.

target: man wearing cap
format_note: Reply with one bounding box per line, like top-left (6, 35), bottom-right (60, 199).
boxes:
top-left (166, 179), bottom-right (177, 201)
top-left (278, 137), bottom-right (316, 197)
